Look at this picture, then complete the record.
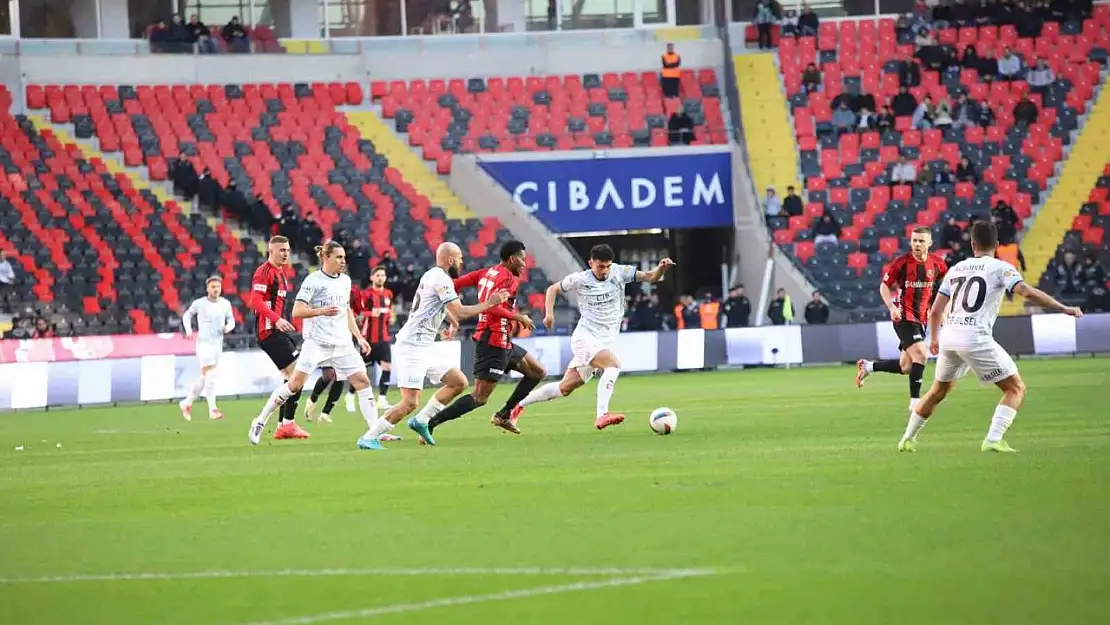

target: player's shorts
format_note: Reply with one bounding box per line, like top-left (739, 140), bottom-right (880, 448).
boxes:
top-left (196, 342), bottom-right (223, 368)
top-left (567, 332), bottom-right (612, 383)
top-left (393, 341), bottom-right (449, 389)
top-left (893, 321), bottom-right (927, 351)
top-left (294, 340), bottom-right (366, 380)
top-left (259, 332), bottom-right (299, 370)
top-left (362, 341), bottom-right (391, 365)
top-left (934, 341), bottom-right (1019, 384)
top-left (473, 341), bottom-right (527, 382)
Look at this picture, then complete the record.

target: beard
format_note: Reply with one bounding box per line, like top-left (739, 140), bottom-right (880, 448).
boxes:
top-left (447, 262), bottom-right (460, 278)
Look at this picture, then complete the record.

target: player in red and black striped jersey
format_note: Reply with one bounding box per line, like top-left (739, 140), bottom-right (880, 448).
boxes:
top-left (856, 227), bottom-right (948, 411)
top-left (247, 236), bottom-right (310, 440)
top-left (424, 240), bottom-right (547, 437)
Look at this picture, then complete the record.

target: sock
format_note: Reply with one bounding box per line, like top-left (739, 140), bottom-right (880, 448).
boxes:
top-left (323, 379), bottom-right (346, 414)
top-left (279, 388), bottom-right (302, 423)
top-left (362, 415), bottom-right (395, 441)
top-left (596, 367), bottom-right (621, 418)
top-left (204, 371), bottom-right (218, 413)
top-left (257, 382), bottom-right (294, 423)
top-left (902, 411), bottom-right (927, 441)
top-left (863, 360), bottom-right (875, 374)
top-left (428, 394), bottom-right (480, 432)
top-left (908, 397), bottom-right (919, 412)
top-left (378, 370), bottom-right (390, 398)
top-left (909, 362), bottom-right (925, 399)
top-left (309, 375), bottom-right (329, 402)
top-left (519, 381), bottom-right (563, 407)
top-left (414, 397), bottom-right (446, 425)
top-left (874, 359), bottom-right (903, 374)
top-left (184, 375), bottom-right (204, 406)
top-left (497, 376), bottom-right (541, 417)
top-left (985, 405), bottom-right (1017, 442)
top-left (356, 387), bottom-right (378, 428)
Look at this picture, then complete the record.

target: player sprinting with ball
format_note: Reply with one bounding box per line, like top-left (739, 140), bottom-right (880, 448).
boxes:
top-left (179, 276), bottom-right (235, 420)
top-left (513, 244), bottom-right (674, 430)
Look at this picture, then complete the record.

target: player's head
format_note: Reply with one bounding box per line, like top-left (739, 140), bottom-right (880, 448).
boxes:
top-left (316, 240), bottom-right (346, 275)
top-left (499, 240), bottom-right (527, 276)
top-left (205, 276), bottom-right (222, 299)
top-left (588, 244), bottom-right (615, 280)
top-left (436, 242), bottom-right (464, 278)
top-left (909, 227), bottom-right (932, 259)
top-left (370, 265), bottom-right (387, 288)
top-left (969, 220), bottom-right (999, 256)
top-left (267, 236), bottom-right (291, 266)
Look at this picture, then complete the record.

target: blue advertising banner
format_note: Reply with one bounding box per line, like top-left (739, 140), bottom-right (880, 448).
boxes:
top-left (479, 151), bottom-right (734, 233)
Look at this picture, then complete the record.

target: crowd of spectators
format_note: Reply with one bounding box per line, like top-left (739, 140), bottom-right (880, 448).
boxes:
top-left (147, 14), bottom-right (274, 54)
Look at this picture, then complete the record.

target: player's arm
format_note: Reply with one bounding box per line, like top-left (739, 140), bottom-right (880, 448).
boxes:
top-left (223, 302), bottom-right (235, 334)
top-left (452, 269), bottom-right (484, 291)
top-left (1012, 282), bottom-right (1083, 317)
top-left (543, 281), bottom-right (563, 329)
top-left (634, 258), bottom-right (676, 283)
top-left (348, 305), bottom-right (370, 353)
top-left (292, 281), bottom-right (340, 319)
top-left (879, 258), bottom-right (903, 321)
top-left (181, 301), bottom-right (197, 336)
top-left (926, 291), bottom-right (949, 354)
top-left (445, 292), bottom-right (509, 321)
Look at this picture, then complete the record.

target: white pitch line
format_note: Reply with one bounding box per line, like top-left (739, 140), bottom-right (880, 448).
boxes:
top-left (0, 566), bottom-right (717, 585)
top-left (238, 570), bottom-right (715, 625)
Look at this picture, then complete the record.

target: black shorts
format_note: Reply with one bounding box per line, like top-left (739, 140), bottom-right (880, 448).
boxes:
top-left (259, 332), bottom-right (299, 370)
top-left (893, 321), bottom-right (927, 351)
top-left (363, 341), bottom-right (391, 365)
top-left (473, 342), bottom-right (527, 382)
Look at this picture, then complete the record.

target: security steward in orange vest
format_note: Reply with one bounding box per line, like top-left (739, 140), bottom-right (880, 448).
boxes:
top-left (661, 43), bottom-right (682, 99)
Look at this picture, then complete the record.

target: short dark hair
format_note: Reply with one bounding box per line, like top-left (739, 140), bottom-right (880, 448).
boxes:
top-left (911, 226), bottom-right (931, 235)
top-left (970, 220), bottom-right (999, 250)
top-left (589, 244), bottom-right (614, 262)
top-left (499, 240), bottom-right (526, 262)
top-left (371, 265), bottom-right (387, 275)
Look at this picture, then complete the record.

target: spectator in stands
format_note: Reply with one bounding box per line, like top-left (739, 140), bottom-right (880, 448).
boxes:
top-left (222, 16), bottom-right (250, 53)
top-left (857, 107), bottom-right (877, 131)
top-left (168, 14), bottom-right (190, 53)
top-left (952, 93), bottom-right (977, 129)
top-left (0, 251), bottom-right (14, 303)
top-left (891, 155), bottom-right (917, 188)
top-left (300, 213), bottom-right (324, 251)
top-left (187, 13), bottom-right (217, 54)
top-left (724, 285), bottom-right (752, 328)
top-left (629, 293), bottom-right (662, 331)
top-left (852, 91), bottom-right (877, 114)
top-left (812, 213), bottom-right (841, 246)
top-left (998, 47), bottom-right (1024, 80)
top-left (1082, 255), bottom-right (1106, 288)
top-left (797, 4), bottom-right (819, 36)
top-left (974, 0), bottom-right (995, 25)
top-left (930, 161), bottom-right (954, 190)
top-left (667, 105), bottom-right (695, 145)
top-left (946, 240), bottom-right (968, 266)
top-left (673, 294), bottom-right (700, 329)
top-left (895, 14), bottom-right (915, 42)
top-left (949, 0), bottom-right (973, 25)
top-left (898, 54), bottom-right (922, 87)
top-left (753, 0), bottom-right (780, 50)
top-left (975, 101), bottom-right (996, 126)
top-left (1026, 59), bottom-right (1055, 94)
top-left (764, 188), bottom-right (782, 217)
top-left (782, 186), bottom-right (804, 216)
top-left (32, 317), bottom-right (55, 339)
top-left (992, 200), bottom-right (1020, 241)
top-left (1013, 93), bottom-right (1039, 126)
top-left (978, 49), bottom-right (999, 81)
top-left (996, 237), bottom-right (1027, 271)
top-left (876, 105), bottom-right (895, 132)
top-left (781, 9), bottom-right (799, 36)
top-left (956, 155), bottom-right (980, 183)
top-left (914, 26), bottom-right (938, 49)
top-left (196, 169), bottom-right (221, 211)
top-left (348, 238), bottom-right (371, 287)
top-left (942, 216), bottom-right (964, 249)
top-left (661, 43), bottom-right (682, 99)
top-left (149, 19), bottom-right (171, 53)
top-left (932, 0), bottom-right (954, 27)
top-left (891, 86), bottom-right (918, 118)
top-left (277, 204), bottom-right (302, 249)
top-left (802, 63), bottom-right (822, 93)
top-left (768, 288), bottom-right (793, 325)
top-left (932, 98), bottom-right (954, 129)
top-left (832, 101), bottom-right (856, 135)
top-left (546, 0), bottom-right (557, 30)
top-left (1053, 251), bottom-right (1086, 296)
top-left (699, 293), bottom-right (721, 330)
top-left (220, 179), bottom-right (248, 221)
top-left (912, 94), bottom-right (936, 129)
top-left (249, 194), bottom-right (275, 235)
top-left (804, 291), bottom-right (830, 324)
top-left (1017, 1), bottom-right (1045, 37)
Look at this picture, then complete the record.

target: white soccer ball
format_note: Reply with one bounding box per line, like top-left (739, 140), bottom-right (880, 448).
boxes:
top-left (649, 407), bottom-right (678, 435)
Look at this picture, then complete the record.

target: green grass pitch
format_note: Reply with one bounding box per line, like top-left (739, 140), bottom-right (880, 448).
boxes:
top-left (0, 358), bottom-right (1107, 625)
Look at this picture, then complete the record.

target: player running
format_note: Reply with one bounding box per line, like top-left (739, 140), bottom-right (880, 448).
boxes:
top-left (249, 241), bottom-right (385, 445)
top-left (358, 242), bottom-right (509, 451)
top-left (856, 227), bottom-right (947, 412)
top-left (898, 220), bottom-right (1082, 452)
top-left (411, 240), bottom-right (546, 445)
top-left (247, 235), bottom-right (310, 440)
top-left (512, 245), bottom-right (674, 430)
top-left (178, 276), bottom-right (235, 421)
top-left (304, 279), bottom-right (366, 424)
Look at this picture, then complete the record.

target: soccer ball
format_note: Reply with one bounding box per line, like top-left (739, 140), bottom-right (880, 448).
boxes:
top-left (649, 407), bottom-right (678, 435)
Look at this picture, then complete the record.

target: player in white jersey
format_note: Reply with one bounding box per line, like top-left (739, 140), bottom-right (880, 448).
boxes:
top-left (514, 244), bottom-right (674, 430)
top-left (249, 241), bottom-right (388, 446)
top-left (898, 221), bottom-right (1083, 453)
top-left (179, 276), bottom-right (235, 421)
top-left (359, 242), bottom-right (509, 450)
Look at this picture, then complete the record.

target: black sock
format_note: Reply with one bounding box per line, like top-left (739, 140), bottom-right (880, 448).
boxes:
top-left (427, 394), bottom-right (481, 432)
top-left (909, 362), bottom-right (925, 399)
top-left (280, 389), bottom-right (302, 422)
top-left (873, 359), bottom-right (904, 374)
top-left (497, 376), bottom-right (541, 418)
top-left (378, 370), bottom-right (390, 398)
top-left (323, 380), bottom-right (345, 414)
top-left (309, 376), bottom-right (329, 402)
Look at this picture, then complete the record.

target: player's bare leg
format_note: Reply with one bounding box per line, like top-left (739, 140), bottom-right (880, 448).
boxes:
top-left (492, 353), bottom-right (546, 434)
top-left (588, 349), bottom-right (625, 430)
top-left (249, 368), bottom-right (311, 445)
top-left (982, 374), bottom-right (1025, 453)
top-left (898, 379), bottom-right (954, 452)
top-left (408, 369), bottom-right (468, 445)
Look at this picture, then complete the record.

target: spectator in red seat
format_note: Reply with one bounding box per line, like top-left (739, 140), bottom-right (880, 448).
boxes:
top-left (977, 49), bottom-right (999, 81)
top-left (666, 105), bottom-right (695, 145)
top-left (753, 0), bottom-right (780, 50)
top-left (764, 188), bottom-right (782, 217)
top-left (300, 213), bottom-right (324, 251)
top-left (932, 0), bottom-right (953, 27)
top-left (783, 186), bottom-right (804, 217)
top-left (812, 214), bottom-right (842, 246)
top-left (1013, 94), bottom-right (1039, 127)
top-left (832, 101), bottom-right (856, 135)
top-left (960, 45), bottom-right (980, 70)
top-left (912, 94), bottom-right (936, 129)
top-left (857, 107), bottom-right (877, 131)
top-left (32, 318), bottom-right (56, 339)
top-left (952, 93), bottom-right (977, 129)
top-left (930, 162), bottom-right (954, 190)
top-left (781, 9), bottom-right (799, 36)
top-left (1016, 1), bottom-right (1045, 37)
top-left (951, 0), bottom-right (975, 26)
top-left (975, 101), bottom-right (995, 126)
top-left (149, 19), bottom-right (171, 53)
top-left (992, 200), bottom-right (1020, 242)
top-left (802, 63), bottom-right (821, 93)
top-left (974, 0), bottom-right (995, 25)
top-left (942, 216), bottom-right (964, 249)
top-left (933, 99), bottom-right (954, 129)
top-left (797, 3), bottom-right (819, 36)
top-left (955, 155), bottom-right (980, 183)
top-left (897, 54), bottom-right (922, 87)
top-left (946, 240), bottom-right (968, 266)
top-left (187, 13), bottom-right (217, 54)
top-left (876, 105), bottom-right (895, 132)
top-left (222, 16), bottom-right (250, 53)
top-left (891, 155), bottom-right (917, 188)
top-left (852, 91), bottom-right (877, 114)
top-left (1026, 59), bottom-right (1055, 94)
top-left (998, 47), bottom-right (1024, 81)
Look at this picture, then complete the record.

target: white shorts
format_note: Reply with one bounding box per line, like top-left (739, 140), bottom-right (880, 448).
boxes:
top-left (294, 340), bottom-right (366, 380)
top-left (934, 341), bottom-right (1019, 384)
top-left (567, 333), bottom-right (613, 383)
top-left (196, 342), bottom-right (223, 368)
top-left (393, 342), bottom-right (449, 389)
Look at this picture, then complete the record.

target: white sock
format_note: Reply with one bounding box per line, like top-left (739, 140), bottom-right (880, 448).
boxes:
top-left (414, 397), bottom-right (445, 425)
top-left (596, 367), bottom-right (621, 418)
top-left (184, 375), bottom-right (204, 406)
top-left (908, 397), bottom-right (919, 412)
top-left (356, 387), bottom-right (378, 429)
top-left (986, 405), bottom-right (1017, 442)
top-left (204, 372), bottom-right (218, 413)
top-left (519, 381), bottom-right (563, 407)
top-left (257, 383), bottom-right (294, 424)
top-left (363, 416), bottom-right (395, 441)
top-left (864, 360), bottom-right (875, 374)
top-left (902, 411), bottom-right (927, 442)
